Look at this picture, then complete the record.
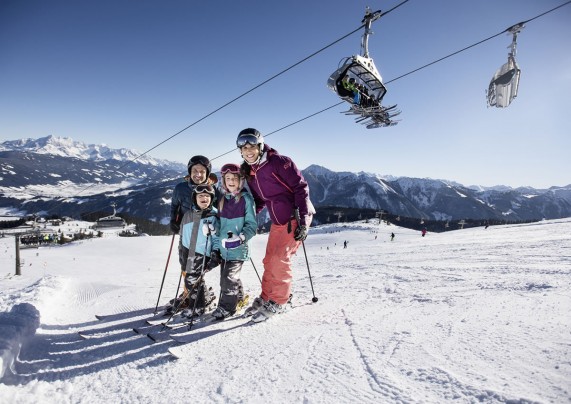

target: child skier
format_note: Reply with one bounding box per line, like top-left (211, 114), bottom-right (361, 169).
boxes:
top-left (211, 163), bottom-right (258, 320)
top-left (167, 155), bottom-right (219, 313)
top-left (178, 184), bottom-right (220, 318)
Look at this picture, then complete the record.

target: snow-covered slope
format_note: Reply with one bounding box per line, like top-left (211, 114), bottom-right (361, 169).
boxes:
top-left (0, 219), bottom-right (570, 403)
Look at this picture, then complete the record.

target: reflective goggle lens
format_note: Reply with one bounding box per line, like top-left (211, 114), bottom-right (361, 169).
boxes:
top-left (236, 134), bottom-right (259, 148)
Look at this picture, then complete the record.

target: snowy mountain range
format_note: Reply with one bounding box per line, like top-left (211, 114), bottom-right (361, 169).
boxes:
top-left (303, 165), bottom-right (571, 222)
top-left (1, 135), bottom-right (570, 223)
top-left (0, 135), bottom-right (183, 169)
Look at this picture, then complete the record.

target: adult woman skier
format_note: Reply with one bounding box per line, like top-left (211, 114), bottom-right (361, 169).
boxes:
top-left (236, 128), bottom-right (314, 322)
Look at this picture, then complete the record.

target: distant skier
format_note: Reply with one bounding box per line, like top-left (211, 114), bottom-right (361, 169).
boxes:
top-left (210, 163), bottom-right (258, 320)
top-left (421, 228), bottom-right (427, 237)
top-left (390, 232), bottom-right (395, 241)
top-left (343, 240), bottom-right (348, 248)
top-left (236, 128), bottom-right (315, 322)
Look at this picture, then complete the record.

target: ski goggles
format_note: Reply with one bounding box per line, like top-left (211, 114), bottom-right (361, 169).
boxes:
top-left (194, 184), bottom-right (215, 196)
top-left (221, 163), bottom-right (241, 175)
top-left (236, 133), bottom-right (259, 148)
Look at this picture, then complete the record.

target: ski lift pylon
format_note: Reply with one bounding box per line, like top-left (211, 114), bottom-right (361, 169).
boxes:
top-left (327, 7), bottom-right (400, 128)
top-left (486, 22), bottom-right (524, 108)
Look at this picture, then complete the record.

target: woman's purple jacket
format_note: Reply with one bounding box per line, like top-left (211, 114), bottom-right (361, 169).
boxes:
top-left (244, 144), bottom-right (313, 226)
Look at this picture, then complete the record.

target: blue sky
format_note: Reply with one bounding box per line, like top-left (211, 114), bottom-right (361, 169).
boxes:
top-left (1, 0), bottom-right (570, 188)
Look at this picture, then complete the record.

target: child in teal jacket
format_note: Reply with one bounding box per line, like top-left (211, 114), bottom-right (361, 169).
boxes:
top-left (211, 163), bottom-right (257, 320)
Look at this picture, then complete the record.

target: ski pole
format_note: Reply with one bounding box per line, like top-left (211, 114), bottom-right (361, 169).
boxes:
top-left (295, 209), bottom-right (318, 303)
top-left (249, 257), bottom-right (262, 284)
top-left (154, 209), bottom-right (180, 313)
top-left (153, 232), bottom-right (177, 314)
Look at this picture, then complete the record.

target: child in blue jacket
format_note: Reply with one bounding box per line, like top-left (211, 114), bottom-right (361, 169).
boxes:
top-left (211, 163), bottom-right (258, 320)
top-left (179, 184), bottom-right (220, 318)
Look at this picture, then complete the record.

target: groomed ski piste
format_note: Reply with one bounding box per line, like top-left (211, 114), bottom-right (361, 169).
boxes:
top-left (1, 218), bottom-right (570, 403)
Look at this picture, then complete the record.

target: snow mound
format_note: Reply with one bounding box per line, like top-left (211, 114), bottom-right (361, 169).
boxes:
top-left (0, 303), bottom-right (40, 380)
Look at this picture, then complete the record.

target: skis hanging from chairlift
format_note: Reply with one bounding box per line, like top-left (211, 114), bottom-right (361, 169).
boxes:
top-left (327, 7), bottom-right (400, 128)
top-left (486, 23), bottom-right (524, 108)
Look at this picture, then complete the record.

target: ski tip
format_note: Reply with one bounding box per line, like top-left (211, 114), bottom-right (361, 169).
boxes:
top-left (78, 332), bottom-right (88, 339)
top-left (95, 314), bottom-right (106, 321)
top-left (168, 347), bottom-right (182, 359)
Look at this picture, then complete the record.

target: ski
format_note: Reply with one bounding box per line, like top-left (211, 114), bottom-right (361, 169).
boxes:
top-left (78, 331), bottom-right (93, 340)
top-left (135, 310), bottom-right (205, 335)
top-left (167, 346), bottom-right (188, 359)
top-left (146, 318), bottom-right (203, 343)
top-left (168, 346), bottom-right (185, 359)
top-left (163, 313), bottom-right (208, 329)
top-left (147, 331), bottom-right (172, 343)
top-left (146, 316), bottom-right (174, 326)
top-left (133, 323), bottom-right (165, 335)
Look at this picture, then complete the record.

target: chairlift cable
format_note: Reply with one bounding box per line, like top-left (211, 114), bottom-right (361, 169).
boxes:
top-left (512, 0), bottom-right (571, 27)
top-left (84, 0), bottom-right (411, 174)
top-left (386, 0), bottom-right (571, 84)
top-left (210, 101), bottom-right (345, 162)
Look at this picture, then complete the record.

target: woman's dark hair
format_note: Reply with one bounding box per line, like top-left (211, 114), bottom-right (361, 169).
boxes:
top-left (240, 161), bottom-right (251, 180)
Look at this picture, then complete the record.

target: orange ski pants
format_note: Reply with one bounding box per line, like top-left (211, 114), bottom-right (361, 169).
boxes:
top-left (260, 220), bottom-right (302, 305)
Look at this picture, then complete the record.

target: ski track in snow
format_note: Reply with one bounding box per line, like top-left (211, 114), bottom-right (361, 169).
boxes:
top-left (0, 219), bottom-right (570, 403)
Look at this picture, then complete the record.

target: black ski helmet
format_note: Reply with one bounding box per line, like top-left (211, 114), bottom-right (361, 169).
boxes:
top-left (192, 184), bottom-right (215, 209)
top-left (187, 155), bottom-right (211, 178)
top-left (236, 128), bottom-right (264, 150)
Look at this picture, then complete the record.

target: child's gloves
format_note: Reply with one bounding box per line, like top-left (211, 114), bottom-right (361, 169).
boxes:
top-left (202, 222), bottom-right (216, 236)
top-left (207, 250), bottom-right (222, 270)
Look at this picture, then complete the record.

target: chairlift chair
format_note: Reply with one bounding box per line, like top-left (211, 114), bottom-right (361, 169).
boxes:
top-left (486, 23), bottom-right (524, 108)
top-left (327, 7), bottom-right (400, 127)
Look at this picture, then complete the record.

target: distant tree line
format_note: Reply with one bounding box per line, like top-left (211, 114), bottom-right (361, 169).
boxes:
top-left (312, 206), bottom-right (539, 233)
top-left (65, 206), bottom-right (540, 236)
top-left (78, 211), bottom-right (169, 236)
top-left (110, 213), bottom-right (170, 236)
top-left (0, 218), bottom-right (26, 229)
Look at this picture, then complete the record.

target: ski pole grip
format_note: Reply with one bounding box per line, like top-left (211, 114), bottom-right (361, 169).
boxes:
top-left (294, 208), bottom-right (300, 224)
